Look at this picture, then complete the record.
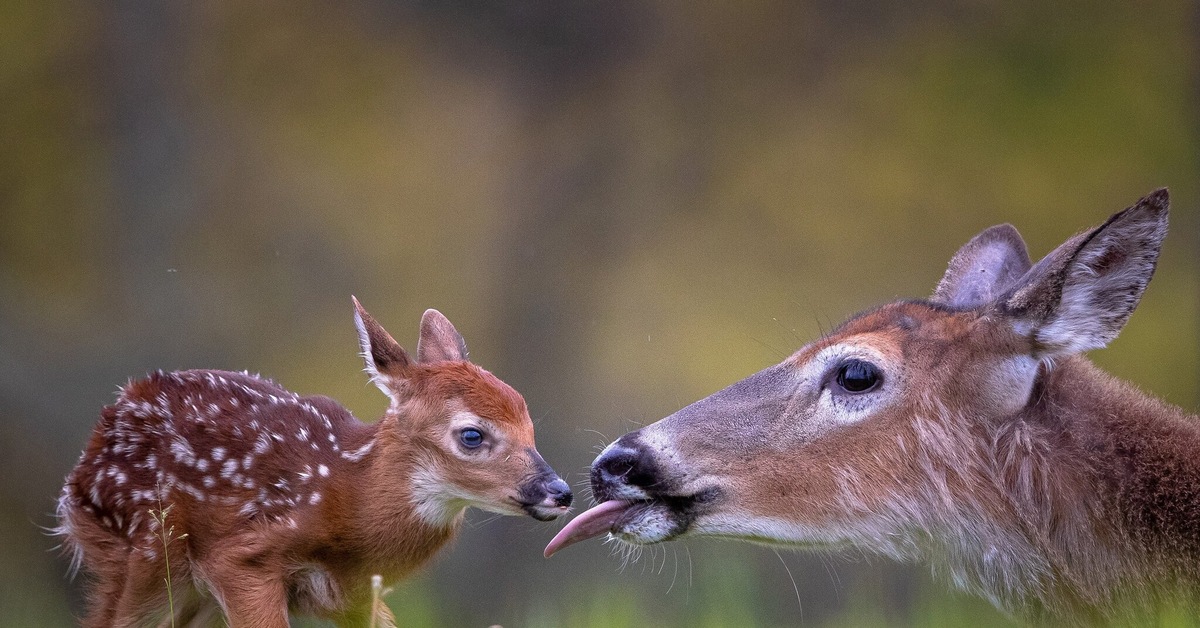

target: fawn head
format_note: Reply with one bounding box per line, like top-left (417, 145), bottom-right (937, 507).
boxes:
top-left (547, 189), bottom-right (1169, 557)
top-left (353, 298), bottom-right (571, 524)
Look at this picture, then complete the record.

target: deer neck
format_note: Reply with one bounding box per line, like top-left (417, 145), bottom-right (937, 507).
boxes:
top-left (945, 356), bottom-right (1200, 613)
top-left (1042, 358), bottom-right (1200, 562)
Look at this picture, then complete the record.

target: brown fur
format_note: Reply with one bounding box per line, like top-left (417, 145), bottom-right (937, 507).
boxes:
top-left (587, 190), bottom-right (1195, 622)
top-left (58, 305), bottom-right (566, 627)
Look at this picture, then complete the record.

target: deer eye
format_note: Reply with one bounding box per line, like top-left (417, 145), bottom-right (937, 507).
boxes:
top-left (835, 359), bottom-right (881, 393)
top-left (459, 428), bottom-right (485, 449)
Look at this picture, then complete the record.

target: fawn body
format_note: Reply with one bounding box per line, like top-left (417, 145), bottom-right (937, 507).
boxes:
top-left (550, 189), bottom-right (1199, 620)
top-left (59, 300), bottom-right (572, 627)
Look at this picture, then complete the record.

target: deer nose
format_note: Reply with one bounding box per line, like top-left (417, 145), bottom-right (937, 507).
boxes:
top-left (592, 433), bottom-right (660, 499)
top-left (544, 477), bottom-right (573, 508)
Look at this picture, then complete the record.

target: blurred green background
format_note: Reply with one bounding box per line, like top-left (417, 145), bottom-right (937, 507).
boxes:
top-left (2, 1), bottom-right (1197, 626)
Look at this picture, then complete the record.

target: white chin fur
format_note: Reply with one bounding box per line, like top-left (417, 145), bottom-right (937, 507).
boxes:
top-left (612, 503), bottom-right (679, 544)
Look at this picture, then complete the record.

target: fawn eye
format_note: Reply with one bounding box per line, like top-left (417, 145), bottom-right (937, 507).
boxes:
top-left (835, 359), bottom-right (881, 393)
top-left (459, 428), bottom-right (485, 449)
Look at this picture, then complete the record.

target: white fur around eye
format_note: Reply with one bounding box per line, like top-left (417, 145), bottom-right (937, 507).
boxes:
top-left (800, 343), bottom-right (898, 430)
top-left (448, 410), bottom-right (496, 458)
top-left (820, 386), bottom-right (882, 425)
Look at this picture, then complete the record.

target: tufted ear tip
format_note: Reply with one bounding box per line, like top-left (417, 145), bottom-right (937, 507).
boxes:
top-left (1140, 187), bottom-right (1169, 211)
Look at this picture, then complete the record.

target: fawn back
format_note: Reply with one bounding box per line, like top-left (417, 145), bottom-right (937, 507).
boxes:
top-left (58, 300), bottom-right (571, 627)
top-left (552, 189), bottom-right (1200, 621)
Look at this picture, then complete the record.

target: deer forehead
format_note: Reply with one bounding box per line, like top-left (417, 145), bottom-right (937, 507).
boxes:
top-left (794, 303), bottom-right (991, 370)
top-left (413, 363), bottom-right (533, 434)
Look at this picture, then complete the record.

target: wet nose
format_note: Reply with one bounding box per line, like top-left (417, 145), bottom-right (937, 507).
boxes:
top-left (592, 432), bottom-right (660, 497)
top-left (544, 477), bottom-right (573, 508)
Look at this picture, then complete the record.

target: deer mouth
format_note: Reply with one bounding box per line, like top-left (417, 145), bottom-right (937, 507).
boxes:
top-left (519, 500), bottom-right (571, 522)
top-left (543, 489), bottom-right (720, 557)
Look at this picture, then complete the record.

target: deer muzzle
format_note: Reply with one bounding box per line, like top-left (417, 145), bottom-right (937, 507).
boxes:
top-left (516, 448), bottom-right (573, 521)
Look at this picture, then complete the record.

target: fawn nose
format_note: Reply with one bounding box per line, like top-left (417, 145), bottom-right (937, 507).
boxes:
top-left (592, 432), bottom-right (661, 500)
top-left (519, 474), bottom-right (572, 521)
top-left (544, 477), bottom-right (573, 508)
top-left (519, 449), bottom-right (573, 520)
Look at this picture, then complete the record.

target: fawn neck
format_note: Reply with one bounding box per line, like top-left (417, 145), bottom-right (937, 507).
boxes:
top-left (331, 413), bottom-right (460, 579)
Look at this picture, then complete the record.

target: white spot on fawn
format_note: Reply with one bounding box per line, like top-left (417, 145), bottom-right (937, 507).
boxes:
top-left (341, 440), bottom-right (374, 462)
top-left (170, 439), bottom-right (196, 465)
top-left (317, 464), bottom-right (330, 478)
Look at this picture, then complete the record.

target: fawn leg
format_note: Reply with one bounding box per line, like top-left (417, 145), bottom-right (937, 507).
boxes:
top-left (157, 584), bottom-right (222, 628)
top-left (110, 551), bottom-right (179, 628)
top-left (81, 559), bottom-right (128, 628)
top-left (203, 567), bottom-right (289, 628)
top-left (195, 535), bottom-right (291, 628)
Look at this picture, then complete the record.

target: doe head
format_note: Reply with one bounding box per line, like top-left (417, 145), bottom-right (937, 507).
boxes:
top-left (548, 189), bottom-right (1169, 557)
top-left (352, 297), bottom-right (571, 525)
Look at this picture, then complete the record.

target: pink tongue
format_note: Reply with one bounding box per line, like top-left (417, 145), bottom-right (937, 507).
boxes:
top-left (544, 500), bottom-right (633, 558)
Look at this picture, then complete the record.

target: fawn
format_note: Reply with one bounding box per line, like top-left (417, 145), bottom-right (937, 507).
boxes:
top-left (57, 298), bottom-right (572, 627)
top-left (549, 189), bottom-right (1200, 621)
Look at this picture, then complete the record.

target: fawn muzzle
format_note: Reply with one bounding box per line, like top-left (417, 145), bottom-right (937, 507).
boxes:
top-left (516, 448), bottom-right (573, 521)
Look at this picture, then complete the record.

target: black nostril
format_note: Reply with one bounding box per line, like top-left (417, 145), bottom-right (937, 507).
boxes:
top-left (545, 478), bottom-right (573, 508)
top-left (599, 450), bottom-right (636, 480)
top-left (593, 442), bottom-right (659, 490)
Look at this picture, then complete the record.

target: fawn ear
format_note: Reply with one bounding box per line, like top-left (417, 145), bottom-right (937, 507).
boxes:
top-left (999, 189), bottom-right (1169, 358)
top-left (933, 224), bottom-right (1032, 309)
top-left (352, 297), bottom-right (412, 396)
top-left (416, 309), bottom-right (468, 364)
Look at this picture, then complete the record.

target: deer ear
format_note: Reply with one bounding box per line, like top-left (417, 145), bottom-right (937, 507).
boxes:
top-left (1000, 189), bottom-right (1169, 357)
top-left (416, 309), bottom-right (468, 364)
top-left (933, 224), bottom-right (1032, 309)
top-left (352, 297), bottom-right (412, 397)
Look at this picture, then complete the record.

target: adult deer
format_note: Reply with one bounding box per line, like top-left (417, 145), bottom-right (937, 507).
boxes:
top-left (548, 189), bottom-right (1197, 621)
top-left (58, 299), bottom-right (572, 627)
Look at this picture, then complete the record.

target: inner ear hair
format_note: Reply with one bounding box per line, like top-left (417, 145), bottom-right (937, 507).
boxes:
top-left (416, 309), bottom-right (469, 364)
top-left (1001, 188), bottom-right (1169, 357)
top-left (934, 223), bottom-right (1033, 309)
top-left (352, 296), bottom-right (412, 378)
